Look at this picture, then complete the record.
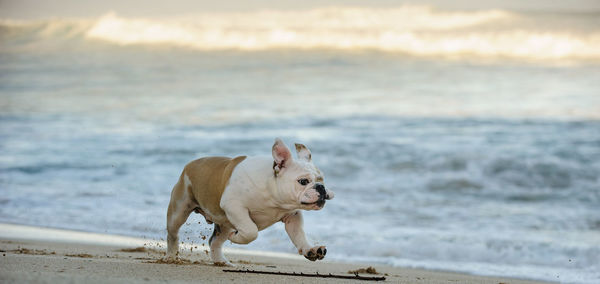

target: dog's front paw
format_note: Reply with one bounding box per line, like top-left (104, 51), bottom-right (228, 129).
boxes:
top-left (300, 246), bottom-right (326, 261)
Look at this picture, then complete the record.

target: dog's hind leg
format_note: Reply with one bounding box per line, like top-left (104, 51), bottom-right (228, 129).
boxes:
top-left (209, 223), bottom-right (234, 266)
top-left (166, 174), bottom-right (195, 259)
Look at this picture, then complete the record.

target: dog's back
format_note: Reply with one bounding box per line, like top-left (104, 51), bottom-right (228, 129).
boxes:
top-left (181, 156), bottom-right (247, 218)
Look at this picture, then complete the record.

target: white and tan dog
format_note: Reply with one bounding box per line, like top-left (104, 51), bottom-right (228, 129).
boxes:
top-left (166, 138), bottom-right (334, 265)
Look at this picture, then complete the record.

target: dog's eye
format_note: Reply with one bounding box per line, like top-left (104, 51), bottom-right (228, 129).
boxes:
top-left (298, 178), bottom-right (310, 186)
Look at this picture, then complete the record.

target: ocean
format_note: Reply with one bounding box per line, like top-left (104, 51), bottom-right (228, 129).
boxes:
top-left (1, 4), bottom-right (599, 283)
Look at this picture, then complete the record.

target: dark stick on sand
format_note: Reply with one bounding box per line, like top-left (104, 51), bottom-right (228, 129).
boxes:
top-left (223, 269), bottom-right (386, 281)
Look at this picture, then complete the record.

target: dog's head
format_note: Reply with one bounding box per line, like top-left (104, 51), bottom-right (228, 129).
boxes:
top-left (272, 138), bottom-right (334, 210)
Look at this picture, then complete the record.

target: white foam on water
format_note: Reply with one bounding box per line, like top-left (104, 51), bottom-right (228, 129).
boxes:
top-left (2, 6), bottom-right (600, 61)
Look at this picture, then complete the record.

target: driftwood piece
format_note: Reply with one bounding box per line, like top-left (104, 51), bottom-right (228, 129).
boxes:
top-left (223, 268), bottom-right (386, 281)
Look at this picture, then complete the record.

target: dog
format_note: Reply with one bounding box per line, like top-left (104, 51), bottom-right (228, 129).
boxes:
top-left (166, 138), bottom-right (334, 265)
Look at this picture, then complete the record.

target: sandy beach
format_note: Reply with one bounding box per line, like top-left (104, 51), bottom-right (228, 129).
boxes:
top-left (0, 223), bottom-right (549, 284)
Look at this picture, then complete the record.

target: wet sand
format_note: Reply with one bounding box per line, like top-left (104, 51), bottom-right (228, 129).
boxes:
top-left (0, 223), bottom-right (549, 284)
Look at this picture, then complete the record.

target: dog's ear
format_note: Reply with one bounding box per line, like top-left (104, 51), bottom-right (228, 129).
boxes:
top-left (272, 138), bottom-right (292, 173)
top-left (294, 143), bottom-right (311, 162)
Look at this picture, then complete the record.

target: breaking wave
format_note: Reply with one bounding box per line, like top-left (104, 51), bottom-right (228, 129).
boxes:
top-left (2, 6), bottom-right (600, 61)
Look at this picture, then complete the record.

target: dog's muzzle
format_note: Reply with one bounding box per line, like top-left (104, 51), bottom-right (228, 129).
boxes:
top-left (300, 183), bottom-right (332, 207)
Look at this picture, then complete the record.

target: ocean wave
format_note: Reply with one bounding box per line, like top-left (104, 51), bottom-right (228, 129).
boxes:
top-left (1, 6), bottom-right (600, 61)
top-left (0, 18), bottom-right (92, 40)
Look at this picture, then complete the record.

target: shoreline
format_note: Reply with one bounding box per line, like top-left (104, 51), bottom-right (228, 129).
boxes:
top-left (0, 223), bottom-right (549, 283)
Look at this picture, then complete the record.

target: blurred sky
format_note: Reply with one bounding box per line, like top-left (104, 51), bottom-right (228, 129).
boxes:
top-left (2, 0), bottom-right (600, 19)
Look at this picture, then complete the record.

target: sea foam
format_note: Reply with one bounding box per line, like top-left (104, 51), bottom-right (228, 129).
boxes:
top-left (2, 6), bottom-right (600, 61)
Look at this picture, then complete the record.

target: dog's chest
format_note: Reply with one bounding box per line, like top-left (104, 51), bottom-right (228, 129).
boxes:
top-left (249, 208), bottom-right (293, 231)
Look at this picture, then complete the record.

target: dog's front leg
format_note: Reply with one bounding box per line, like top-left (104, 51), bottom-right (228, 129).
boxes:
top-left (224, 204), bottom-right (258, 244)
top-left (282, 211), bottom-right (326, 261)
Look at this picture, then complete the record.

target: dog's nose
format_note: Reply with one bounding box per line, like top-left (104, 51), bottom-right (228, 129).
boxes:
top-left (315, 183), bottom-right (333, 200)
top-left (315, 183), bottom-right (326, 200)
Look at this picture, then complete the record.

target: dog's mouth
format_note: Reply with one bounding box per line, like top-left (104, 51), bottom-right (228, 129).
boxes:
top-left (300, 189), bottom-right (331, 209)
top-left (301, 200), bottom-right (326, 208)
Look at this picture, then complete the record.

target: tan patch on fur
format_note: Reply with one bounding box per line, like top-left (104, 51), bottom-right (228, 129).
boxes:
top-left (184, 156), bottom-right (247, 217)
top-left (294, 143), bottom-right (312, 160)
top-left (294, 143), bottom-right (307, 152)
